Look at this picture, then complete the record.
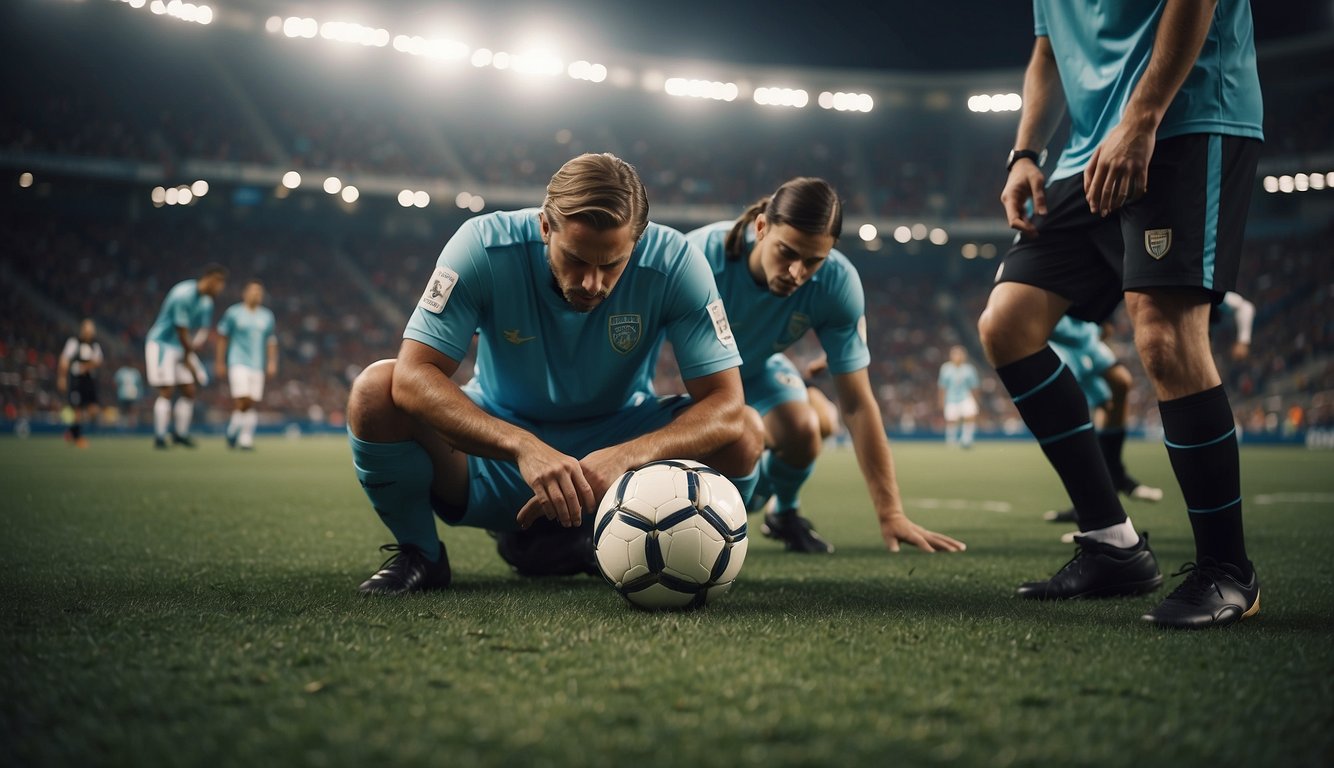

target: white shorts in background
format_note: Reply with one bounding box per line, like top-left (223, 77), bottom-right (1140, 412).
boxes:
top-left (228, 365), bottom-right (265, 401)
top-left (146, 342), bottom-right (210, 388)
top-left (944, 396), bottom-right (979, 422)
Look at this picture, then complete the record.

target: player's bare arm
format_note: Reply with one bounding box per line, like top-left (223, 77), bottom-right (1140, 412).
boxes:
top-left (578, 368), bottom-right (749, 506)
top-left (56, 354), bottom-right (70, 394)
top-left (1002, 35), bottom-right (1066, 237)
top-left (215, 335), bottom-right (229, 380)
top-left (834, 369), bottom-right (966, 554)
top-left (266, 337), bottom-right (278, 377)
top-left (1085, 0), bottom-right (1218, 215)
top-left (392, 338), bottom-right (595, 530)
top-left (177, 325), bottom-right (201, 383)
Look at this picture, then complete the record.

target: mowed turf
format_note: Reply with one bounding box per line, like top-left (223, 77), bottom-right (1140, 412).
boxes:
top-left (2, 436), bottom-right (1332, 768)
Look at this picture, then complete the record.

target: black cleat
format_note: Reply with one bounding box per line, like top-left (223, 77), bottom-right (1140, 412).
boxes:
top-left (170, 432), bottom-right (197, 448)
top-left (1141, 559), bottom-right (1260, 629)
top-left (762, 509), bottom-right (834, 554)
top-left (1043, 507), bottom-right (1079, 524)
top-left (358, 541), bottom-right (452, 596)
top-left (154, 436), bottom-right (169, 450)
top-left (1016, 532), bottom-right (1163, 600)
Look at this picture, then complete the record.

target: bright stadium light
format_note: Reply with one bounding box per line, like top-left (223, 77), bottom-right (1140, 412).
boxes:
top-left (150, 1), bottom-right (166, 15)
top-left (1295, 173), bottom-right (1310, 192)
top-left (567, 60), bottom-right (608, 83)
top-left (341, 185), bottom-right (360, 203)
top-left (470, 48), bottom-right (493, 67)
top-left (265, 15), bottom-right (282, 33)
top-left (456, 191), bottom-right (473, 208)
top-left (969, 92), bottom-right (1022, 113)
top-left (961, 243), bottom-right (979, 259)
top-left (511, 50), bottom-right (563, 77)
top-left (469, 195), bottom-right (486, 212)
top-left (858, 224), bottom-right (877, 242)
top-left (818, 91), bottom-right (873, 112)
top-left (191, 180), bottom-right (209, 197)
top-left (177, 186), bottom-right (194, 205)
top-left (929, 227), bottom-right (949, 245)
top-left (397, 190), bottom-right (414, 207)
top-left (1311, 173), bottom-right (1327, 191)
top-left (413, 190), bottom-right (430, 208)
top-left (491, 51), bottom-right (511, 70)
top-left (980, 243), bottom-right (998, 259)
top-left (893, 226), bottom-right (911, 243)
top-left (1278, 175), bottom-right (1294, 193)
top-left (150, 185), bottom-right (166, 204)
top-left (911, 223), bottom-right (928, 241)
top-left (324, 176), bottom-right (342, 194)
top-left (283, 17), bottom-right (318, 39)
top-left (165, 186), bottom-right (179, 205)
top-left (393, 35), bottom-right (469, 61)
top-left (664, 77), bottom-right (738, 102)
top-left (754, 87), bottom-right (809, 108)
top-left (1327, 172), bottom-right (1334, 188)
top-left (282, 171), bottom-right (302, 189)
top-left (1262, 175), bottom-right (1278, 193)
top-left (18, 172), bottom-right (34, 188)
top-left (320, 21), bottom-right (390, 47)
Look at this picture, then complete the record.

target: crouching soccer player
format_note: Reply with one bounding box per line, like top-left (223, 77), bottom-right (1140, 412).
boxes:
top-left (686, 177), bottom-right (965, 555)
top-left (347, 153), bottom-right (763, 595)
top-left (145, 264), bottom-right (227, 449)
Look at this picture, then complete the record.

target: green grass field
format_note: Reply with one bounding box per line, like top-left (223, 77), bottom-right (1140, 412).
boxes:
top-left (2, 436), bottom-right (1332, 767)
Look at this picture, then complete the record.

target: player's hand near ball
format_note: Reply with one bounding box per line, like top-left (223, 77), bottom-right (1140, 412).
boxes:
top-left (515, 437), bottom-right (596, 530)
top-left (578, 446), bottom-right (632, 510)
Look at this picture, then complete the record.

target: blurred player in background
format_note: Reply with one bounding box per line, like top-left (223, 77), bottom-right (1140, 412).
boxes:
top-left (1215, 291), bottom-right (1255, 360)
top-left (146, 264), bottom-right (227, 449)
top-left (687, 177), bottom-right (965, 554)
top-left (981, 0), bottom-right (1263, 627)
top-left (56, 318), bottom-right (103, 448)
top-left (937, 345), bottom-right (980, 449)
top-left (1043, 316), bottom-right (1163, 529)
top-left (347, 153), bottom-right (762, 595)
top-left (216, 279), bottom-right (278, 451)
top-left (113, 363), bottom-right (144, 429)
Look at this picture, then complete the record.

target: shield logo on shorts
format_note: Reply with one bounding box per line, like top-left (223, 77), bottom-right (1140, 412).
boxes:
top-left (609, 314), bottom-right (642, 354)
top-left (1144, 228), bottom-right (1172, 260)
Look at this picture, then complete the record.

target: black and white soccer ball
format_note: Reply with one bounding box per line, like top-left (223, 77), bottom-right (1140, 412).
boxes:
top-left (593, 459), bottom-right (748, 610)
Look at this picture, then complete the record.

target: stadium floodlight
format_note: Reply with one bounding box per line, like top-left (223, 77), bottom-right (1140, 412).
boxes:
top-left (511, 51), bottom-right (563, 77)
top-left (165, 186), bottom-right (179, 205)
top-left (413, 191), bottom-right (430, 208)
top-left (892, 226), bottom-right (911, 243)
top-left (568, 60), bottom-right (608, 83)
top-left (1327, 172), bottom-right (1334, 188)
top-left (281, 171), bottom-right (302, 189)
top-left (319, 21), bottom-right (390, 48)
top-left (471, 48), bottom-right (493, 67)
top-left (1262, 175), bottom-right (1278, 193)
top-left (323, 176), bottom-right (342, 194)
top-left (468, 195), bottom-right (486, 212)
top-left (177, 186), bottom-right (194, 205)
top-left (910, 223), bottom-right (928, 241)
top-left (265, 15), bottom-right (282, 33)
top-left (961, 243), bottom-right (979, 259)
top-left (191, 180), bottom-right (209, 197)
top-left (979, 243), bottom-right (998, 259)
top-left (150, 186), bottom-right (166, 204)
top-left (1311, 173), bottom-right (1327, 191)
top-left (1294, 173), bottom-right (1310, 192)
top-left (283, 17), bottom-right (319, 39)
top-left (129, 0), bottom-right (146, 8)
top-left (858, 224), bottom-right (877, 242)
top-left (393, 35), bottom-right (469, 61)
top-left (456, 192), bottom-right (473, 208)
top-left (818, 91), bottom-right (874, 113)
top-left (968, 92), bottom-right (1022, 113)
top-left (1278, 175), bottom-right (1294, 193)
top-left (397, 190), bottom-right (414, 207)
top-left (19, 172), bottom-right (34, 189)
top-left (929, 227), bottom-right (948, 245)
top-left (341, 185), bottom-right (360, 203)
top-left (150, 1), bottom-right (166, 15)
top-left (491, 51), bottom-right (512, 70)
top-left (664, 78), bottom-right (738, 102)
top-left (754, 87), bottom-right (809, 108)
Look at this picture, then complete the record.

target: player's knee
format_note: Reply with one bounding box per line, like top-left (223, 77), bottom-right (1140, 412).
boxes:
top-left (781, 407), bottom-right (823, 465)
top-left (710, 406), bottom-right (765, 477)
top-left (348, 359), bottom-right (403, 440)
top-left (977, 306), bottom-right (1015, 364)
top-left (1134, 332), bottom-right (1179, 385)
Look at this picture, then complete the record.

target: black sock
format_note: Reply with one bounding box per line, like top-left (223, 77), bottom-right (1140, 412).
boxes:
top-left (1098, 428), bottom-right (1127, 484)
top-left (71, 423), bottom-right (82, 440)
top-left (1159, 386), bottom-right (1250, 577)
top-left (997, 347), bottom-right (1126, 531)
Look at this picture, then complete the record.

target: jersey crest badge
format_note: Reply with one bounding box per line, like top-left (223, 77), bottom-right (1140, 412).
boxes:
top-left (418, 265), bottom-right (459, 314)
top-left (609, 314), bottom-right (642, 354)
top-left (1144, 229), bottom-right (1172, 260)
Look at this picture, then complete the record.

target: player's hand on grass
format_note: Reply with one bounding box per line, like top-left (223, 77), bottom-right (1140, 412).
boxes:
top-left (1084, 118), bottom-right (1155, 217)
top-left (515, 441), bottom-right (596, 530)
top-left (1001, 159), bottom-right (1047, 238)
top-left (879, 513), bottom-right (967, 554)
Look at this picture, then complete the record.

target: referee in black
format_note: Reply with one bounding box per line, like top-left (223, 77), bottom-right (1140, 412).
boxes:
top-left (57, 318), bottom-right (104, 448)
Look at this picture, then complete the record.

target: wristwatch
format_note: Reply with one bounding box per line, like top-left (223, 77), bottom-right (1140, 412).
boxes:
top-left (1006, 148), bottom-right (1046, 171)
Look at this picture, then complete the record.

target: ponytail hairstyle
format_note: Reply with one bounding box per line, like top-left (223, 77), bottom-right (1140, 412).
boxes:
top-left (723, 177), bottom-right (843, 261)
top-left (542, 153), bottom-right (650, 240)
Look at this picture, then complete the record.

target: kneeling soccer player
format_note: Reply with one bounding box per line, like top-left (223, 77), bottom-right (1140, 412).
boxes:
top-left (347, 153), bottom-right (763, 595)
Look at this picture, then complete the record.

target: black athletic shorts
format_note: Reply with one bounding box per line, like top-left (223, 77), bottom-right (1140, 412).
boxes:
top-left (69, 374), bottom-right (98, 407)
top-left (997, 134), bottom-right (1262, 323)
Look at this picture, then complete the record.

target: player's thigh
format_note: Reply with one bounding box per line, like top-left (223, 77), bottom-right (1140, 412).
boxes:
top-left (1121, 134), bottom-right (1261, 298)
top-left (744, 354), bottom-right (809, 421)
top-left (993, 175), bottom-right (1124, 325)
top-left (145, 342), bottom-right (182, 387)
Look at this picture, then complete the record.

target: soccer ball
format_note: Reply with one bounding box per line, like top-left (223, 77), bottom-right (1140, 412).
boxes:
top-left (593, 459), bottom-right (749, 610)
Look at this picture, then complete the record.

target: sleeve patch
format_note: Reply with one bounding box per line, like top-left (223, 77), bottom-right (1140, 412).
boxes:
top-left (418, 265), bottom-right (460, 314)
top-left (706, 299), bottom-right (736, 348)
top-left (857, 315), bottom-right (868, 343)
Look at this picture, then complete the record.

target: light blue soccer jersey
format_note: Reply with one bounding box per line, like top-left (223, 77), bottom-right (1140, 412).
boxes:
top-left (114, 367), bottom-right (143, 401)
top-left (217, 304), bottom-right (277, 369)
top-left (685, 221), bottom-right (870, 383)
top-left (1050, 316), bottom-right (1118, 407)
top-left (938, 362), bottom-right (979, 405)
top-left (147, 279), bottom-right (214, 348)
top-left (403, 209), bottom-right (741, 424)
top-left (1036, 0), bottom-right (1263, 181)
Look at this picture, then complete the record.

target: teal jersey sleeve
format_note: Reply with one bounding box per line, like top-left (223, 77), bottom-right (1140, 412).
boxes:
top-left (812, 255), bottom-right (870, 376)
top-left (216, 306), bottom-right (236, 339)
top-left (403, 217), bottom-right (491, 363)
top-left (148, 280), bottom-right (200, 347)
top-left (193, 296), bottom-right (214, 332)
top-left (663, 239), bottom-right (740, 381)
top-left (1033, 0), bottom-right (1047, 36)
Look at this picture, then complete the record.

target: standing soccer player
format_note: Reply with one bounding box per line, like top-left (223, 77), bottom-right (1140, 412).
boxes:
top-left (216, 279), bottom-right (278, 451)
top-left (346, 153), bottom-right (763, 594)
top-left (686, 178), bottom-right (965, 555)
top-left (57, 318), bottom-right (103, 448)
top-left (980, 0), bottom-right (1263, 627)
top-left (145, 264), bottom-right (227, 449)
top-left (938, 346), bottom-right (980, 449)
top-left (113, 363), bottom-right (144, 429)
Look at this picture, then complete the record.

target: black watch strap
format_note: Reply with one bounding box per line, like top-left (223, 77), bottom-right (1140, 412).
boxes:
top-left (1007, 149), bottom-right (1042, 171)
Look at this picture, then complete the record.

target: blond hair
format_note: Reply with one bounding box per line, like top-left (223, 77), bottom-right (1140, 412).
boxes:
top-left (542, 153), bottom-right (649, 239)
